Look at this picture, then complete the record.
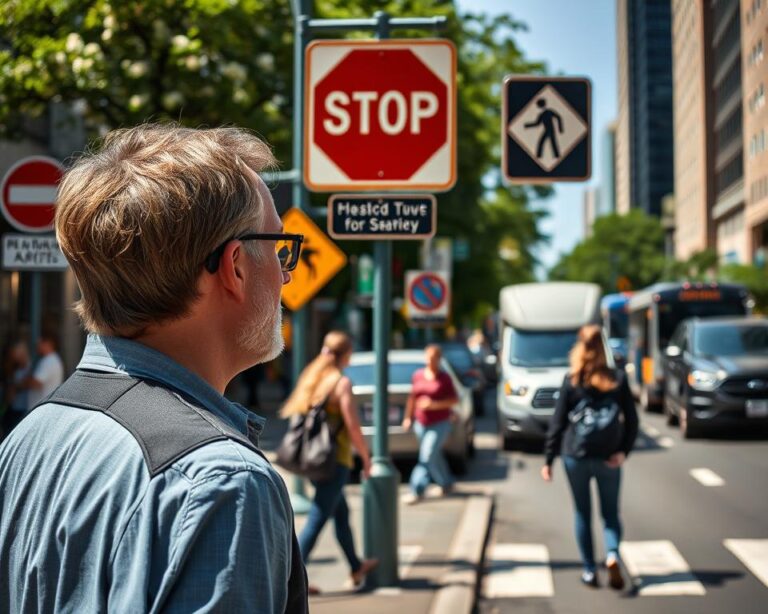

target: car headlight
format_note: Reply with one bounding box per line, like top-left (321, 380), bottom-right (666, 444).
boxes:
top-left (504, 381), bottom-right (529, 396)
top-left (687, 370), bottom-right (722, 391)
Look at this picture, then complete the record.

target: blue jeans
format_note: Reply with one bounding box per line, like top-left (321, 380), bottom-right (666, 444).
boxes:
top-left (562, 456), bottom-right (622, 573)
top-left (410, 419), bottom-right (454, 496)
top-left (298, 464), bottom-right (362, 573)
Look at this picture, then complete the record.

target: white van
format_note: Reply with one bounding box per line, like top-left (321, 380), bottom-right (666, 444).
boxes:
top-left (497, 282), bottom-right (606, 449)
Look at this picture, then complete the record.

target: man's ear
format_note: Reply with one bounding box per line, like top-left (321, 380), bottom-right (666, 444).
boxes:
top-left (217, 240), bottom-right (248, 302)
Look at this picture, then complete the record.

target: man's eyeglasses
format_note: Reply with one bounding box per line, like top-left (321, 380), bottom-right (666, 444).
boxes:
top-left (204, 233), bottom-right (304, 274)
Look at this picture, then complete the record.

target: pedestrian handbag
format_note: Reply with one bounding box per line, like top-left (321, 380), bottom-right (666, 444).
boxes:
top-left (276, 394), bottom-right (342, 482)
top-left (567, 388), bottom-right (624, 458)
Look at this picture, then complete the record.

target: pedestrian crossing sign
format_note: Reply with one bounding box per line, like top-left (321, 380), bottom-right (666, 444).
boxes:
top-left (502, 76), bottom-right (591, 184)
top-left (280, 207), bottom-right (347, 311)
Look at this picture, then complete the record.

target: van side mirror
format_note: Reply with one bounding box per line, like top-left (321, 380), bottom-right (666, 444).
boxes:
top-left (665, 345), bottom-right (682, 358)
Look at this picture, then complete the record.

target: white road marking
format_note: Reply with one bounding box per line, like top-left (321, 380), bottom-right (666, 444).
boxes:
top-left (658, 436), bottom-right (675, 448)
top-left (724, 539), bottom-right (768, 587)
top-left (642, 424), bottom-right (661, 438)
top-left (690, 468), bottom-right (725, 487)
top-left (620, 540), bottom-right (706, 596)
top-left (398, 544), bottom-right (422, 578)
top-left (485, 543), bottom-right (555, 598)
top-left (8, 186), bottom-right (58, 204)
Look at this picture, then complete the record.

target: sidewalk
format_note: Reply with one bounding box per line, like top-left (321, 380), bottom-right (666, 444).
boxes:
top-left (268, 459), bottom-right (494, 614)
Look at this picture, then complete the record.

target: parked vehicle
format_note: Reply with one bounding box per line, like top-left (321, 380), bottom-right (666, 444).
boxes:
top-left (440, 341), bottom-right (487, 416)
top-left (601, 292), bottom-right (632, 369)
top-left (496, 282), bottom-right (607, 450)
top-left (345, 350), bottom-right (475, 473)
top-left (662, 317), bottom-right (768, 438)
top-left (627, 282), bottom-right (751, 412)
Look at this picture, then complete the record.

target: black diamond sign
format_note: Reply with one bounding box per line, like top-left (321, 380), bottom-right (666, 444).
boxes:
top-left (502, 76), bottom-right (591, 184)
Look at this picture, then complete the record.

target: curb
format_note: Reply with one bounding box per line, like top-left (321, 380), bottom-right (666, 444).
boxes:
top-left (429, 491), bottom-right (495, 614)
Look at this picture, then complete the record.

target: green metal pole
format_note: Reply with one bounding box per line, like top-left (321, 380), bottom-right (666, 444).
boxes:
top-left (362, 10), bottom-right (401, 589)
top-left (30, 272), bottom-right (42, 361)
top-left (288, 0), bottom-right (312, 515)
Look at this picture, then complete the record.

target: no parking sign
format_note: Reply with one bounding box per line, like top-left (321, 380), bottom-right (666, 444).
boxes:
top-left (405, 270), bottom-right (450, 326)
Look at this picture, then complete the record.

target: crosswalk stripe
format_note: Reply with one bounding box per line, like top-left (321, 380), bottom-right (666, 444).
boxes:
top-left (690, 468), bottom-right (725, 487)
top-left (485, 543), bottom-right (555, 598)
top-left (620, 540), bottom-right (706, 596)
top-left (724, 539), bottom-right (768, 587)
top-left (398, 544), bottom-right (422, 578)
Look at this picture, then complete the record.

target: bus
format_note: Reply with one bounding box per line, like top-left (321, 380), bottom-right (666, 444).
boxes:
top-left (626, 282), bottom-right (751, 411)
top-left (601, 293), bottom-right (632, 367)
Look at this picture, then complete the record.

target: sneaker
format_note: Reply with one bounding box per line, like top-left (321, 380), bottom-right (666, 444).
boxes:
top-left (581, 570), bottom-right (599, 588)
top-left (308, 585), bottom-right (322, 596)
top-left (606, 556), bottom-right (625, 590)
top-left (438, 483), bottom-right (455, 497)
top-left (351, 558), bottom-right (379, 589)
top-left (402, 492), bottom-right (423, 505)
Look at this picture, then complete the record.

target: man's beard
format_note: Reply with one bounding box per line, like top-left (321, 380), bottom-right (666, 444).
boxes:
top-left (237, 288), bottom-right (284, 364)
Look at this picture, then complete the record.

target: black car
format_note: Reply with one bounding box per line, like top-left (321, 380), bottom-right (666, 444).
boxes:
top-left (440, 342), bottom-right (487, 416)
top-left (662, 317), bottom-right (768, 438)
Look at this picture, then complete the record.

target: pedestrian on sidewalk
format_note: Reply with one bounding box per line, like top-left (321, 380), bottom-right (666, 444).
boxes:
top-left (402, 344), bottom-right (458, 504)
top-left (282, 331), bottom-right (378, 592)
top-left (0, 124), bottom-right (308, 613)
top-left (1, 339), bottom-right (31, 437)
top-left (541, 324), bottom-right (638, 590)
top-left (20, 329), bottom-right (64, 411)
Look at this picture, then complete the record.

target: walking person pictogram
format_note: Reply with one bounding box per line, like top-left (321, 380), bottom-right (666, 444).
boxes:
top-left (524, 98), bottom-right (564, 159)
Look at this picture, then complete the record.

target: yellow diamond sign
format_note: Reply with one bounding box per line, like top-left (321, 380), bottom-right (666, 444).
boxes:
top-left (281, 207), bottom-right (347, 311)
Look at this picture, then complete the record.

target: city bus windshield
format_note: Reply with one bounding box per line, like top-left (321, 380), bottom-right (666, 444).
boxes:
top-left (508, 329), bottom-right (578, 368)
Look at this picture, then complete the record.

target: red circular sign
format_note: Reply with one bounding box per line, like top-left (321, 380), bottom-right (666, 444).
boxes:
top-left (313, 48), bottom-right (448, 181)
top-left (409, 273), bottom-right (448, 313)
top-left (1, 156), bottom-right (64, 233)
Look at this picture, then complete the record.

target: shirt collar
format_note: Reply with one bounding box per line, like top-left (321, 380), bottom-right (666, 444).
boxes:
top-left (77, 334), bottom-right (265, 443)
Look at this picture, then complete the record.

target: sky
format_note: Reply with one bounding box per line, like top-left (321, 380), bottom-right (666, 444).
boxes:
top-left (457, 0), bottom-right (618, 274)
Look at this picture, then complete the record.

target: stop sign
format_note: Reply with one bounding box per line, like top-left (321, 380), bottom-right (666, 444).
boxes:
top-left (305, 40), bottom-right (456, 192)
top-left (1, 156), bottom-right (64, 233)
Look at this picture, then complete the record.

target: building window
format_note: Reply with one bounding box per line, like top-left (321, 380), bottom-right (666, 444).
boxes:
top-left (749, 83), bottom-right (766, 113)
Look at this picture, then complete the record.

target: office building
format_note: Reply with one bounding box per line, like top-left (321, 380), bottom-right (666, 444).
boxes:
top-left (743, 0), bottom-right (768, 263)
top-left (598, 121), bottom-right (618, 217)
top-left (615, 0), bottom-right (675, 217)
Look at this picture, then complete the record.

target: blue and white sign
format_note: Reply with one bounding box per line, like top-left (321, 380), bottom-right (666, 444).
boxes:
top-left (405, 269), bottom-right (450, 326)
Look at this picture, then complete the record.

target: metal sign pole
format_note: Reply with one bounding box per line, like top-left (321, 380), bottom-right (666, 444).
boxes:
top-left (30, 272), bottom-right (41, 360)
top-left (290, 7), bottom-right (448, 586)
top-left (288, 0), bottom-right (313, 515)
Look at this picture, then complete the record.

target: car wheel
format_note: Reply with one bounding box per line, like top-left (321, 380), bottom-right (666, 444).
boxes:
top-left (641, 386), bottom-right (661, 413)
top-left (448, 453), bottom-right (468, 475)
top-left (467, 433), bottom-right (476, 458)
top-left (500, 431), bottom-right (515, 451)
top-left (680, 407), bottom-right (701, 439)
top-left (473, 390), bottom-right (485, 417)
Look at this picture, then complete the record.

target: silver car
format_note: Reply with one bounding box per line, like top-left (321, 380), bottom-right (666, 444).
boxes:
top-left (345, 350), bottom-right (476, 473)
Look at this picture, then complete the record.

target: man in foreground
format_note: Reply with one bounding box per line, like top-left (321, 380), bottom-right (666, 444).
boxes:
top-left (0, 124), bottom-right (308, 613)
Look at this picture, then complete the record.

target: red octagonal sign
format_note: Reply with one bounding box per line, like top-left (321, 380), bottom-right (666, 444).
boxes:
top-left (305, 40), bottom-right (456, 192)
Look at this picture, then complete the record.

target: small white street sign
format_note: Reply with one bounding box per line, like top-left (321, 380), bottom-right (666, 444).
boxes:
top-left (2, 233), bottom-right (68, 271)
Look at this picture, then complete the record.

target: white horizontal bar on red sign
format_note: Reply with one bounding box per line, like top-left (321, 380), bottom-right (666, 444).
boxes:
top-left (9, 186), bottom-right (58, 205)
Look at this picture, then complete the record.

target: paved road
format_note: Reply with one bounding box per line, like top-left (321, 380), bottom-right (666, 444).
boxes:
top-left (467, 391), bottom-right (768, 614)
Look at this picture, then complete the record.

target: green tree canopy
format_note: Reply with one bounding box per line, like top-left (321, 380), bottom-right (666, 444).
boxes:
top-left (0, 0), bottom-right (550, 325)
top-left (549, 210), bottom-right (667, 293)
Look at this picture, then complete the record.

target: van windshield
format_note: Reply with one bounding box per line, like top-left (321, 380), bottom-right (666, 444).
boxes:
top-left (508, 329), bottom-right (578, 367)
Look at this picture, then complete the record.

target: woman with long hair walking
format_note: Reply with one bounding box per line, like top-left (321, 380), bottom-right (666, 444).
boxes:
top-left (281, 331), bottom-right (378, 591)
top-left (542, 324), bottom-right (638, 589)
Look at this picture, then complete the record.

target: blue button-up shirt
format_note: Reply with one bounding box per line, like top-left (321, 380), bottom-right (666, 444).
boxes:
top-left (0, 335), bottom-right (295, 613)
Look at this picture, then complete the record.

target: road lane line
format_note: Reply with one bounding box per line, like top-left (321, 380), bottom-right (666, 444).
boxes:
top-left (485, 543), bottom-right (554, 598)
top-left (724, 539), bottom-right (768, 587)
top-left (620, 540), bottom-right (706, 596)
top-left (690, 468), bottom-right (725, 487)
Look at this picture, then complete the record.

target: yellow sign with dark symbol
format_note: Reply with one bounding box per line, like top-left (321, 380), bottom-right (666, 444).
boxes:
top-left (281, 207), bottom-right (347, 311)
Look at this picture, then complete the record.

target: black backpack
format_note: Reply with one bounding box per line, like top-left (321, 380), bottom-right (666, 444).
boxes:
top-left (40, 370), bottom-right (308, 614)
top-left (567, 387), bottom-right (624, 458)
top-left (275, 394), bottom-right (342, 482)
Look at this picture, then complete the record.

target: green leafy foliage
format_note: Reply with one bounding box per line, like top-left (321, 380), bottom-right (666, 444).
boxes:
top-left (549, 210), bottom-right (667, 293)
top-left (0, 0), bottom-right (549, 325)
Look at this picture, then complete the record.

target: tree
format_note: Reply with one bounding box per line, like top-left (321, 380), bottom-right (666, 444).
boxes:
top-left (549, 210), bottom-right (666, 293)
top-left (1, 0), bottom-right (549, 325)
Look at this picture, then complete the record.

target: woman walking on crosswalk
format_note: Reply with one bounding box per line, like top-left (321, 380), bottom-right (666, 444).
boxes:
top-left (541, 324), bottom-right (638, 590)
